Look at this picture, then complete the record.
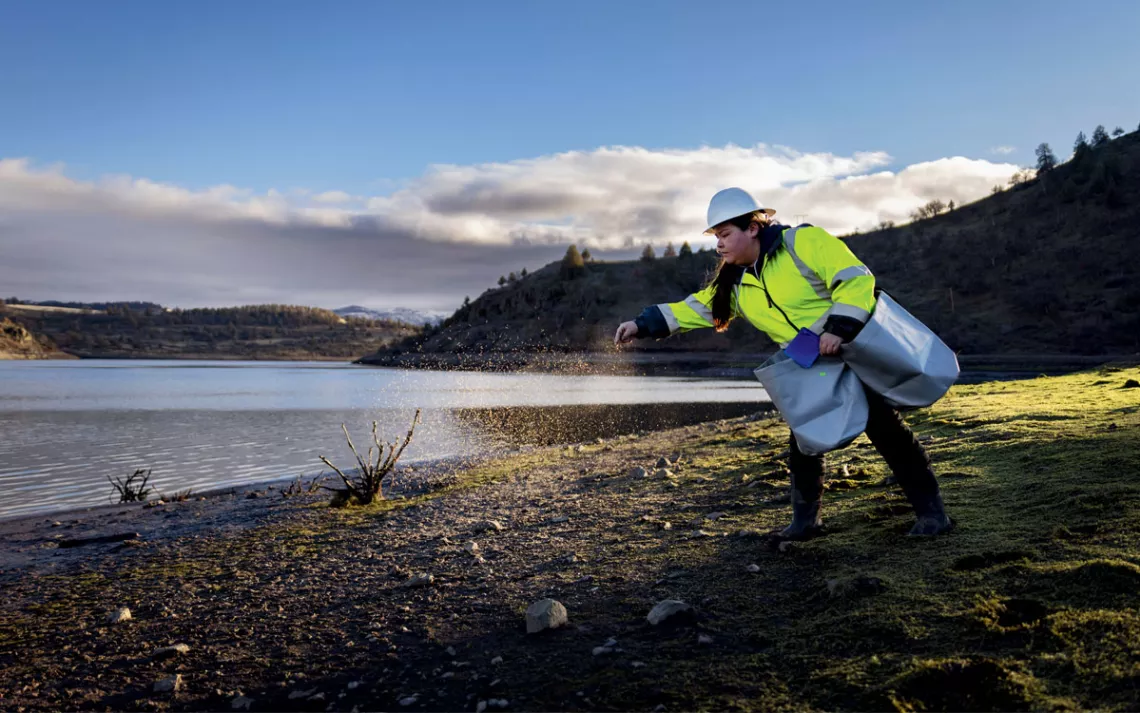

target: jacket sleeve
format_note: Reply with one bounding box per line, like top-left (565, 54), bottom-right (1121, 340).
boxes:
top-left (793, 226), bottom-right (876, 331)
top-left (633, 284), bottom-right (720, 338)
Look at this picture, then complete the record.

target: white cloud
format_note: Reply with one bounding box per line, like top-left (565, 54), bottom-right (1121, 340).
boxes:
top-left (989, 145), bottom-right (1016, 155)
top-left (0, 144), bottom-right (1024, 308)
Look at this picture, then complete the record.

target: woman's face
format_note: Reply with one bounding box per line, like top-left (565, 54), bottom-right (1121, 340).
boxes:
top-left (714, 221), bottom-right (760, 266)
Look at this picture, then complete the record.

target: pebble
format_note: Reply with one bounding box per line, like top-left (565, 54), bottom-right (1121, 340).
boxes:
top-left (654, 468), bottom-right (674, 479)
top-left (399, 695), bottom-right (419, 706)
top-left (231, 695), bottom-right (255, 710)
top-left (289, 688), bottom-right (318, 700)
top-left (490, 656), bottom-right (503, 665)
top-left (647, 599), bottom-right (694, 626)
top-left (655, 456), bottom-right (671, 468)
top-left (475, 520), bottom-right (503, 533)
top-left (347, 681), bottom-right (362, 690)
top-left (107, 607), bottom-right (132, 624)
top-left (152, 643), bottom-right (190, 659)
top-left (628, 467), bottom-right (649, 478)
top-left (525, 598), bottom-right (568, 633)
top-left (446, 646), bottom-right (457, 657)
top-left (400, 573), bottom-right (435, 588)
top-left (698, 634), bottom-right (714, 645)
top-left (477, 701), bottom-right (488, 713)
top-left (746, 564), bottom-right (761, 573)
top-left (592, 646), bottom-right (613, 656)
top-left (464, 542), bottom-right (480, 556)
top-left (778, 541), bottom-right (795, 553)
top-left (547, 515), bottom-right (570, 524)
top-left (154, 674), bottom-right (183, 693)
top-left (489, 699), bottom-right (509, 709)
top-left (631, 661), bottom-right (646, 668)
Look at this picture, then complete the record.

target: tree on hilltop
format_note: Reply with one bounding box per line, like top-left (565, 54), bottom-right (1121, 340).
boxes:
top-left (1092, 125), bottom-right (1110, 147)
top-left (1035, 143), bottom-right (1057, 174)
top-left (663, 243), bottom-right (677, 258)
top-left (560, 245), bottom-right (586, 279)
top-left (640, 244), bottom-right (656, 262)
top-left (679, 241), bottom-right (693, 258)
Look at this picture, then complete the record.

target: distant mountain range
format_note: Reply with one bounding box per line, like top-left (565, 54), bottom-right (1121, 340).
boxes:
top-left (334, 305), bottom-right (448, 326)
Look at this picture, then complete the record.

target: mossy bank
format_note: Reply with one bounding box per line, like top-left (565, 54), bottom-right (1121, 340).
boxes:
top-left (1, 366), bottom-right (1139, 711)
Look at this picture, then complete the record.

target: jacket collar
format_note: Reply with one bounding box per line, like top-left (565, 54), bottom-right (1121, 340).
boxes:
top-left (739, 223), bottom-right (791, 286)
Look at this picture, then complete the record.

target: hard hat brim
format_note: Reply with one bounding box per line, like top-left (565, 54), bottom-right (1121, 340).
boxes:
top-left (703, 207), bottom-right (777, 234)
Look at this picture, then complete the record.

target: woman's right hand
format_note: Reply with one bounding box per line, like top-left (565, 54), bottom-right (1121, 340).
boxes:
top-left (614, 320), bottom-right (639, 346)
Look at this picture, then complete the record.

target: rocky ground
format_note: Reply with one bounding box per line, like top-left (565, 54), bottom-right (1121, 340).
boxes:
top-left (1, 366), bottom-right (1139, 712)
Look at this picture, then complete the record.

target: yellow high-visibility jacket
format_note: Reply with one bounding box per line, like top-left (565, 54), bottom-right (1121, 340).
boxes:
top-left (635, 224), bottom-right (875, 346)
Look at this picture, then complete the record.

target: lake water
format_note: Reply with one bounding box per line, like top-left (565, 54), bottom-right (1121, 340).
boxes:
top-left (0, 360), bottom-right (770, 520)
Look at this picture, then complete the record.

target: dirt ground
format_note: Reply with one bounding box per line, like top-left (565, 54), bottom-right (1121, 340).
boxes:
top-left (2, 366), bottom-right (1139, 712)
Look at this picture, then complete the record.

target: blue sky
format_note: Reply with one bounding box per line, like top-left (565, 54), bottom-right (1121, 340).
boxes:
top-left (2, 0), bottom-right (1138, 310)
top-left (3, 0), bottom-right (1138, 193)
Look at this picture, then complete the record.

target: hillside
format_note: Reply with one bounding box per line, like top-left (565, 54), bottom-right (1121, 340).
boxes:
top-left (0, 303), bottom-right (420, 361)
top-left (364, 130), bottom-right (1140, 367)
top-left (0, 317), bottom-right (73, 360)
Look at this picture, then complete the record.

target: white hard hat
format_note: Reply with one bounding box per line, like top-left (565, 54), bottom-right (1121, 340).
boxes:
top-left (703, 187), bottom-right (776, 234)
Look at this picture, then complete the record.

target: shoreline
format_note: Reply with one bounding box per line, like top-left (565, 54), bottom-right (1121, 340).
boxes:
top-left (1, 365), bottom-right (1139, 710)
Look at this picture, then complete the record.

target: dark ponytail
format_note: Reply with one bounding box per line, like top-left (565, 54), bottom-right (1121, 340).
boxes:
top-left (708, 212), bottom-right (768, 332)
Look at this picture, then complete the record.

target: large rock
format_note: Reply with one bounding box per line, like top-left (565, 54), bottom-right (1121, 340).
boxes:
top-left (525, 599), bottom-right (568, 633)
top-left (647, 599), bottom-right (694, 626)
top-left (154, 674), bottom-right (183, 693)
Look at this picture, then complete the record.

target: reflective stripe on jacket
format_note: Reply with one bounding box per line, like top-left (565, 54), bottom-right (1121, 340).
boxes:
top-left (652, 225), bottom-right (875, 346)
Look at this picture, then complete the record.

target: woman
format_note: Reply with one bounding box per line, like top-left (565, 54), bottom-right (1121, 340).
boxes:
top-left (614, 187), bottom-right (953, 539)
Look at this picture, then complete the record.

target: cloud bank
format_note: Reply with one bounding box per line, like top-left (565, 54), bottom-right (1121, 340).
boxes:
top-left (0, 144), bottom-right (1022, 310)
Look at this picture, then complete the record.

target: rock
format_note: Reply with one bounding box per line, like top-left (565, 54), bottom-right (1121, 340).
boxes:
top-left (659, 521), bottom-right (672, 531)
top-left (592, 645), bottom-right (613, 656)
top-left (706, 512), bottom-right (727, 521)
top-left (746, 564), bottom-right (761, 573)
top-left (628, 467), bottom-right (649, 479)
top-left (464, 542), bottom-right (480, 556)
top-left (231, 695), bottom-right (255, 710)
top-left (107, 606), bottom-right (132, 624)
top-left (347, 681), bottom-right (362, 690)
top-left (547, 515), bottom-right (570, 524)
top-left (399, 695), bottom-right (419, 706)
top-left (446, 646), bottom-right (457, 657)
top-left (289, 688), bottom-right (318, 700)
top-left (778, 541), bottom-right (795, 553)
top-left (476, 701), bottom-right (488, 713)
top-left (654, 469), bottom-right (674, 479)
top-left (152, 643), bottom-right (190, 659)
top-left (154, 674), bottom-right (183, 693)
top-left (631, 661), bottom-right (646, 668)
top-left (400, 573), bottom-right (434, 589)
top-left (308, 692), bottom-right (325, 702)
top-left (525, 598), bottom-right (568, 633)
top-left (655, 456), bottom-right (671, 468)
top-left (647, 599), bottom-right (694, 626)
top-left (1124, 379), bottom-right (1140, 389)
top-left (475, 520), bottom-right (503, 533)
top-left (698, 633), bottom-right (714, 645)
top-left (490, 656), bottom-right (503, 665)
top-left (246, 491), bottom-right (262, 499)
top-left (489, 700), bottom-right (509, 709)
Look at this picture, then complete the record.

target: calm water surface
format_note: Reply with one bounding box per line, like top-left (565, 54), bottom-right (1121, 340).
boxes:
top-left (0, 360), bottom-right (769, 520)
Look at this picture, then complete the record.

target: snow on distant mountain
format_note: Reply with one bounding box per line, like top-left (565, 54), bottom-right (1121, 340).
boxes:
top-left (334, 305), bottom-right (449, 325)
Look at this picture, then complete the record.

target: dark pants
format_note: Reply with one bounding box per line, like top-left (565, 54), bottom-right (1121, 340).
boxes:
top-left (789, 386), bottom-right (939, 504)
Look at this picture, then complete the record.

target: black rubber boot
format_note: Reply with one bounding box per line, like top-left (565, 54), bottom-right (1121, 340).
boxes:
top-left (778, 474), bottom-right (823, 540)
top-left (906, 491), bottom-right (954, 536)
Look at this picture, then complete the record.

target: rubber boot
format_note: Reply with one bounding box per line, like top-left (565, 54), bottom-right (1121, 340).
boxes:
top-left (778, 475), bottom-right (823, 540)
top-left (906, 491), bottom-right (954, 536)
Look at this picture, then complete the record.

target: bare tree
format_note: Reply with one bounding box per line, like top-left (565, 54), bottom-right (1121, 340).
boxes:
top-left (107, 468), bottom-right (153, 503)
top-left (320, 410), bottom-right (422, 506)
